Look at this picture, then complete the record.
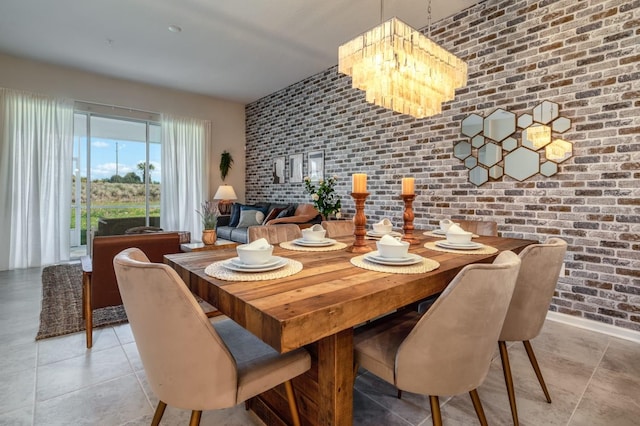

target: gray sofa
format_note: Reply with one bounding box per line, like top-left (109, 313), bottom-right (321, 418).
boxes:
top-left (216, 202), bottom-right (320, 244)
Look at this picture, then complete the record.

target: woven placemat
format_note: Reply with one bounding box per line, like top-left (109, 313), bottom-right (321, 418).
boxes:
top-left (350, 255), bottom-right (440, 274)
top-left (423, 231), bottom-right (479, 238)
top-left (280, 241), bottom-right (348, 252)
top-left (423, 241), bottom-right (498, 255)
top-left (204, 259), bottom-right (302, 281)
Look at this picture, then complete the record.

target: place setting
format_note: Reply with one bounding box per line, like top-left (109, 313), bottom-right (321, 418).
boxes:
top-left (280, 224), bottom-right (348, 251)
top-left (205, 238), bottom-right (302, 281)
top-left (424, 224), bottom-right (498, 255)
top-left (423, 219), bottom-right (479, 238)
top-left (365, 218), bottom-right (403, 240)
top-left (351, 235), bottom-right (440, 274)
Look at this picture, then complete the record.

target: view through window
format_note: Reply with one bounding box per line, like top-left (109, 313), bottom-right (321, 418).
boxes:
top-left (71, 113), bottom-right (161, 256)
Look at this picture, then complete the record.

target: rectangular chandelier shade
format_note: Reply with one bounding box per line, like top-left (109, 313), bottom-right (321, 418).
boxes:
top-left (338, 17), bottom-right (468, 118)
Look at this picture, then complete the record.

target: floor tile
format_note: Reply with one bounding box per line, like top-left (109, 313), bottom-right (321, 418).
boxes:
top-left (122, 342), bottom-right (143, 372)
top-left (34, 374), bottom-right (151, 426)
top-left (37, 328), bottom-right (120, 366)
top-left (0, 367), bottom-right (35, 416)
top-left (353, 389), bottom-right (413, 426)
top-left (0, 405), bottom-right (33, 426)
top-left (0, 341), bottom-right (37, 375)
top-left (36, 346), bottom-right (133, 401)
top-left (598, 337), bottom-right (640, 379)
top-left (113, 323), bottom-right (134, 345)
top-left (568, 366), bottom-right (640, 426)
top-left (533, 320), bottom-right (610, 368)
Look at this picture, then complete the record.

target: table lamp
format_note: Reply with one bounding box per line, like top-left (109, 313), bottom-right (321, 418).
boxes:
top-left (213, 185), bottom-right (237, 215)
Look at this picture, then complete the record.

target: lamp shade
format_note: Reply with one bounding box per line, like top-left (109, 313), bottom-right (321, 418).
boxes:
top-left (213, 185), bottom-right (238, 200)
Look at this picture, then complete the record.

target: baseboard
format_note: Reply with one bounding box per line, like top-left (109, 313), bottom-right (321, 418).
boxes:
top-left (546, 311), bottom-right (640, 344)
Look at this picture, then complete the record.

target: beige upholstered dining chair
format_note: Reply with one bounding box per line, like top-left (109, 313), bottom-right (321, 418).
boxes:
top-left (248, 223), bottom-right (302, 244)
top-left (498, 237), bottom-right (568, 426)
top-left (353, 251), bottom-right (521, 426)
top-left (113, 248), bottom-right (311, 426)
top-left (321, 220), bottom-right (354, 238)
top-left (457, 219), bottom-right (498, 236)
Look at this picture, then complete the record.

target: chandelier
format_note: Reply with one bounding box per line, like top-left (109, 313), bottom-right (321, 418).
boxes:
top-left (338, 7), bottom-right (467, 118)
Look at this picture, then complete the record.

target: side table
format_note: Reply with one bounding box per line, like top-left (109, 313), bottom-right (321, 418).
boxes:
top-left (180, 239), bottom-right (239, 252)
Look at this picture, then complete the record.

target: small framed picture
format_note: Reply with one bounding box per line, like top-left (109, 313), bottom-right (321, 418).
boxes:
top-left (289, 153), bottom-right (303, 183)
top-left (308, 150), bottom-right (324, 182)
top-left (273, 156), bottom-right (285, 184)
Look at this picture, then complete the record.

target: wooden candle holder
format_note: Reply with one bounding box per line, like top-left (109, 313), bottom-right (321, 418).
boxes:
top-left (402, 194), bottom-right (420, 245)
top-left (346, 192), bottom-right (372, 253)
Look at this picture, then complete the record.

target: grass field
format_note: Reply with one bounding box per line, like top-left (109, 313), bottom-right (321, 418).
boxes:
top-left (71, 181), bottom-right (161, 244)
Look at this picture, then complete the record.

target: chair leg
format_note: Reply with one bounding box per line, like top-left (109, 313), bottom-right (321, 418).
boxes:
top-left (523, 340), bottom-right (552, 403)
top-left (469, 389), bottom-right (488, 426)
top-left (397, 389), bottom-right (402, 399)
top-left (429, 395), bottom-right (442, 426)
top-left (82, 272), bottom-right (93, 348)
top-left (284, 380), bottom-right (302, 426)
top-left (150, 401), bottom-right (167, 426)
top-left (499, 341), bottom-right (519, 426)
top-left (189, 410), bottom-right (202, 426)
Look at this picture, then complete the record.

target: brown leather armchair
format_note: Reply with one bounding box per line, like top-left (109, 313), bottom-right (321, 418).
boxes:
top-left (81, 232), bottom-right (189, 348)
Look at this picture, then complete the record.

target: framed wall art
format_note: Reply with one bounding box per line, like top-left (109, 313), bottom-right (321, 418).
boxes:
top-left (307, 150), bottom-right (324, 182)
top-left (289, 153), bottom-right (303, 182)
top-left (273, 156), bottom-right (285, 184)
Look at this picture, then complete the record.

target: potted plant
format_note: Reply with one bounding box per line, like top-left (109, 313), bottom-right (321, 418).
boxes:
top-left (304, 175), bottom-right (342, 221)
top-left (198, 200), bottom-right (219, 245)
top-left (220, 151), bottom-right (234, 181)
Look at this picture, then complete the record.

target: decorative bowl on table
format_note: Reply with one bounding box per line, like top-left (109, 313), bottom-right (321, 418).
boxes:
top-left (372, 218), bottom-right (393, 234)
top-left (302, 224), bottom-right (327, 241)
top-left (376, 236), bottom-right (410, 259)
top-left (236, 239), bottom-right (274, 265)
top-left (445, 225), bottom-right (473, 245)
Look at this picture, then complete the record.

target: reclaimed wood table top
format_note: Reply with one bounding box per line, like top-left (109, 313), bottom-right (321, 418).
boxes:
top-left (165, 233), bottom-right (536, 354)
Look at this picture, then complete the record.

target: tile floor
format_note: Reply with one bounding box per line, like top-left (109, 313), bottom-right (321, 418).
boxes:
top-left (1, 265), bottom-right (639, 426)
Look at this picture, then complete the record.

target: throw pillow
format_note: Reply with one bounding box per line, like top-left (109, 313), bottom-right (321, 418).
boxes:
top-left (237, 209), bottom-right (265, 228)
top-left (229, 203), bottom-right (242, 227)
top-left (263, 207), bottom-right (285, 225)
top-left (276, 204), bottom-right (297, 219)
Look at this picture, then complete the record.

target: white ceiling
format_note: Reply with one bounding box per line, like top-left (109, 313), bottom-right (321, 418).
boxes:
top-left (0, 0), bottom-right (479, 104)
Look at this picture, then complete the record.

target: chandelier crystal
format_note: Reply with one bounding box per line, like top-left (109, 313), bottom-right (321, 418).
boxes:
top-left (338, 17), bottom-right (468, 118)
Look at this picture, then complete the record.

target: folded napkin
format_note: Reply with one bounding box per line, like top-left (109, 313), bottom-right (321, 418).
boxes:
top-left (310, 224), bottom-right (324, 232)
top-left (244, 238), bottom-right (270, 249)
top-left (379, 234), bottom-right (403, 245)
top-left (376, 218), bottom-right (392, 226)
top-left (446, 224), bottom-right (467, 234)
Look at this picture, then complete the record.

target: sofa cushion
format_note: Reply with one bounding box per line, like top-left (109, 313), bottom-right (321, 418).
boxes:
top-left (216, 226), bottom-right (233, 241)
top-left (276, 204), bottom-right (296, 219)
top-left (237, 209), bottom-right (265, 228)
top-left (229, 203), bottom-right (242, 227)
top-left (230, 227), bottom-right (249, 244)
top-left (263, 207), bottom-right (285, 225)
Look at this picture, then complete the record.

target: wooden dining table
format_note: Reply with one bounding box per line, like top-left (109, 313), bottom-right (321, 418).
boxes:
top-left (164, 232), bottom-right (536, 426)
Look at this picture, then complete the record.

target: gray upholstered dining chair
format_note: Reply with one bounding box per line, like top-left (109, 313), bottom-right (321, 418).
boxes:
top-left (113, 248), bottom-right (311, 426)
top-left (457, 219), bottom-right (498, 236)
top-left (498, 237), bottom-right (568, 426)
top-left (353, 251), bottom-right (521, 426)
top-left (321, 220), bottom-right (355, 238)
top-left (248, 223), bottom-right (302, 244)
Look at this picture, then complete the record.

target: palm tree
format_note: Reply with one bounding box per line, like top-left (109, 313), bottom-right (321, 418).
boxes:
top-left (137, 162), bottom-right (156, 183)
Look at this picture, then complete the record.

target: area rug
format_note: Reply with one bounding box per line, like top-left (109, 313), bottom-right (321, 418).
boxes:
top-left (36, 263), bottom-right (127, 340)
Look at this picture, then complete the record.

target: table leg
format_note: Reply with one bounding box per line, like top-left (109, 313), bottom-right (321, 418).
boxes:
top-left (317, 329), bottom-right (354, 426)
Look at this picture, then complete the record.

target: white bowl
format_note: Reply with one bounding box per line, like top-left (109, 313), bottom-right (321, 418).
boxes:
top-left (446, 231), bottom-right (473, 245)
top-left (439, 219), bottom-right (457, 232)
top-left (376, 239), bottom-right (410, 258)
top-left (302, 228), bottom-right (327, 241)
top-left (236, 243), bottom-right (274, 265)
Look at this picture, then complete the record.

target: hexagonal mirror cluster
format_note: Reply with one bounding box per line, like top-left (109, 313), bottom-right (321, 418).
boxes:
top-left (457, 101), bottom-right (573, 186)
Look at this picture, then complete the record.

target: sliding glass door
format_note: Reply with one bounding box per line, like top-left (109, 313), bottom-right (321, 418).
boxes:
top-left (70, 113), bottom-right (161, 256)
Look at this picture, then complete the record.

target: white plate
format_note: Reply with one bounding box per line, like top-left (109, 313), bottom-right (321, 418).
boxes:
top-left (224, 256), bottom-right (287, 272)
top-left (364, 251), bottom-right (423, 266)
top-left (366, 230), bottom-right (403, 238)
top-left (431, 229), bottom-right (447, 235)
top-left (292, 238), bottom-right (336, 247)
top-left (435, 240), bottom-right (484, 250)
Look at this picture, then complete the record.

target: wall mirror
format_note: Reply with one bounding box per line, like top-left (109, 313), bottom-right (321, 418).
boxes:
top-left (457, 101), bottom-right (573, 186)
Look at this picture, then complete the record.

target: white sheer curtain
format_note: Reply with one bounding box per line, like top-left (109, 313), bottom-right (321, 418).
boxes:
top-left (0, 89), bottom-right (74, 270)
top-left (160, 114), bottom-right (210, 238)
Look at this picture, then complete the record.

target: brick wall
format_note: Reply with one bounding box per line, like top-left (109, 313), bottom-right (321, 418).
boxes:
top-left (245, 0), bottom-right (640, 332)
